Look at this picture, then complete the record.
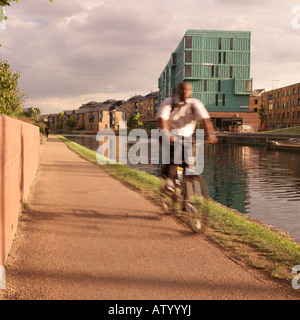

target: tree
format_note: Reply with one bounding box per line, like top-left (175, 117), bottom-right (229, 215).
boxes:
top-left (57, 111), bottom-right (64, 130)
top-left (65, 115), bottom-right (78, 132)
top-left (259, 104), bottom-right (266, 125)
top-left (127, 113), bottom-right (143, 130)
top-left (0, 58), bottom-right (24, 117)
top-left (24, 107), bottom-right (41, 122)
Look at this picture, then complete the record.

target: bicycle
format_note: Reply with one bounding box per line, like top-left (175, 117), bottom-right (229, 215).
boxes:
top-left (160, 164), bottom-right (210, 234)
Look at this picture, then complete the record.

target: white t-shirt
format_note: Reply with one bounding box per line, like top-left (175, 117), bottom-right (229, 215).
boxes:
top-left (156, 96), bottom-right (210, 137)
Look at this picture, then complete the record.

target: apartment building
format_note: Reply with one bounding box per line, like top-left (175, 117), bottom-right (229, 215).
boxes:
top-left (249, 89), bottom-right (264, 113)
top-left (158, 30), bottom-right (259, 131)
top-left (48, 99), bottom-right (124, 131)
top-left (49, 113), bottom-right (59, 130)
top-left (262, 82), bottom-right (300, 129)
top-left (248, 89), bottom-right (264, 130)
top-left (121, 91), bottom-right (159, 121)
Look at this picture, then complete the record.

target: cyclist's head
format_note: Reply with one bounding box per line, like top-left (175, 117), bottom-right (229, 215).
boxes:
top-left (177, 82), bottom-right (192, 102)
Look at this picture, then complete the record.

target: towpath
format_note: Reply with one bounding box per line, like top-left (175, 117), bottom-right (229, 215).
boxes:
top-left (2, 135), bottom-right (299, 300)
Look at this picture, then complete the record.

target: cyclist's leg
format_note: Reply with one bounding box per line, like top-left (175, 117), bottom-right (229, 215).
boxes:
top-left (160, 143), bottom-right (177, 193)
top-left (160, 144), bottom-right (178, 214)
top-left (182, 136), bottom-right (194, 201)
top-left (182, 137), bottom-right (199, 212)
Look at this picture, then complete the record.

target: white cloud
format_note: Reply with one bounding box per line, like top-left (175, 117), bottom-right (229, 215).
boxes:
top-left (1, 0), bottom-right (300, 114)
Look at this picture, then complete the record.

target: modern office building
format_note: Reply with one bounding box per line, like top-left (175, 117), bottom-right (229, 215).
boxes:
top-left (158, 30), bottom-right (259, 131)
top-left (262, 82), bottom-right (300, 130)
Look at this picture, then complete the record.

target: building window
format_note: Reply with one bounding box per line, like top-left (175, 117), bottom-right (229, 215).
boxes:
top-left (230, 38), bottom-right (233, 50)
top-left (171, 52), bottom-right (177, 65)
top-left (254, 99), bottom-right (258, 105)
top-left (298, 87), bottom-right (300, 94)
top-left (211, 66), bottom-right (214, 77)
top-left (230, 66), bottom-right (233, 78)
top-left (218, 80), bottom-right (221, 92)
top-left (283, 101), bottom-right (286, 108)
top-left (288, 89), bottom-right (290, 96)
top-left (287, 112), bottom-right (290, 119)
top-left (222, 94), bottom-right (225, 106)
top-left (185, 65), bottom-right (192, 77)
top-left (185, 50), bottom-right (192, 63)
top-left (283, 91), bottom-right (286, 97)
top-left (216, 66), bottom-right (219, 78)
top-left (246, 80), bottom-right (252, 92)
top-left (298, 98), bottom-right (300, 106)
top-left (218, 52), bottom-right (221, 64)
top-left (293, 88), bottom-right (296, 95)
top-left (218, 37), bottom-right (222, 50)
top-left (185, 36), bottom-right (192, 49)
top-left (278, 92), bottom-right (281, 98)
top-left (204, 80), bottom-right (207, 92)
top-left (223, 52), bottom-right (226, 64)
top-left (216, 94), bottom-right (219, 106)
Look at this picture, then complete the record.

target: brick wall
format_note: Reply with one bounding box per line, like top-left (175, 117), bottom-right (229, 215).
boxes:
top-left (209, 111), bottom-right (260, 132)
top-left (0, 115), bottom-right (40, 265)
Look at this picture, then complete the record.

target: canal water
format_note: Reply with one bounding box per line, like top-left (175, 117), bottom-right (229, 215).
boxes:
top-left (63, 134), bottom-right (300, 241)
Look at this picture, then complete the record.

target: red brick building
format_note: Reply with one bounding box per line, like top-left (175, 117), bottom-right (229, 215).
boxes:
top-left (262, 82), bottom-right (300, 130)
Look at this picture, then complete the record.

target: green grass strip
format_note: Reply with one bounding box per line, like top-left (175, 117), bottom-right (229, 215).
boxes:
top-left (262, 126), bottom-right (300, 135)
top-left (57, 135), bottom-right (300, 281)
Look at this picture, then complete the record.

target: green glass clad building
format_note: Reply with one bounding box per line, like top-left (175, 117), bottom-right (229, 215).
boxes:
top-left (158, 30), bottom-right (252, 113)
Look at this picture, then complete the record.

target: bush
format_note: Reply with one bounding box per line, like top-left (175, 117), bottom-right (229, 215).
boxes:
top-left (37, 123), bottom-right (46, 135)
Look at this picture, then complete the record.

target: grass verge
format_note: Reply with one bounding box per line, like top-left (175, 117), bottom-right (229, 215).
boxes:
top-left (262, 126), bottom-right (300, 135)
top-left (57, 135), bottom-right (300, 283)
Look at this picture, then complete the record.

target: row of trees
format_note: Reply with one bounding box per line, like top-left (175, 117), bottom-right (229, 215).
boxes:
top-left (56, 112), bottom-right (79, 131)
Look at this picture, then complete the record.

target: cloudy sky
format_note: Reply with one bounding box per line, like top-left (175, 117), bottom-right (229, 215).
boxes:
top-left (1, 0), bottom-right (300, 114)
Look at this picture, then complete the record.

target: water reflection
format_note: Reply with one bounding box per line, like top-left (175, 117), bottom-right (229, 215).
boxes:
top-left (203, 143), bottom-right (300, 240)
top-left (63, 134), bottom-right (300, 241)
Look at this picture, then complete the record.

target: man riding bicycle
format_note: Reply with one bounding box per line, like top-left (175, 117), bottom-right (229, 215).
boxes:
top-left (157, 81), bottom-right (218, 212)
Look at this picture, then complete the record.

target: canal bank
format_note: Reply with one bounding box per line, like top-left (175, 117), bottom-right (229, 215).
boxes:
top-left (62, 133), bottom-right (300, 242)
top-left (217, 132), bottom-right (300, 152)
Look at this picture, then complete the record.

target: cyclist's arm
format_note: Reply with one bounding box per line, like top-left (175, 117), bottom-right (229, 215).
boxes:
top-left (192, 99), bottom-right (218, 144)
top-left (202, 118), bottom-right (218, 144)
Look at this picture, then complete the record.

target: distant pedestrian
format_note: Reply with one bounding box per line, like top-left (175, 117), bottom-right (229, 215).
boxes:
top-left (45, 127), bottom-right (50, 138)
